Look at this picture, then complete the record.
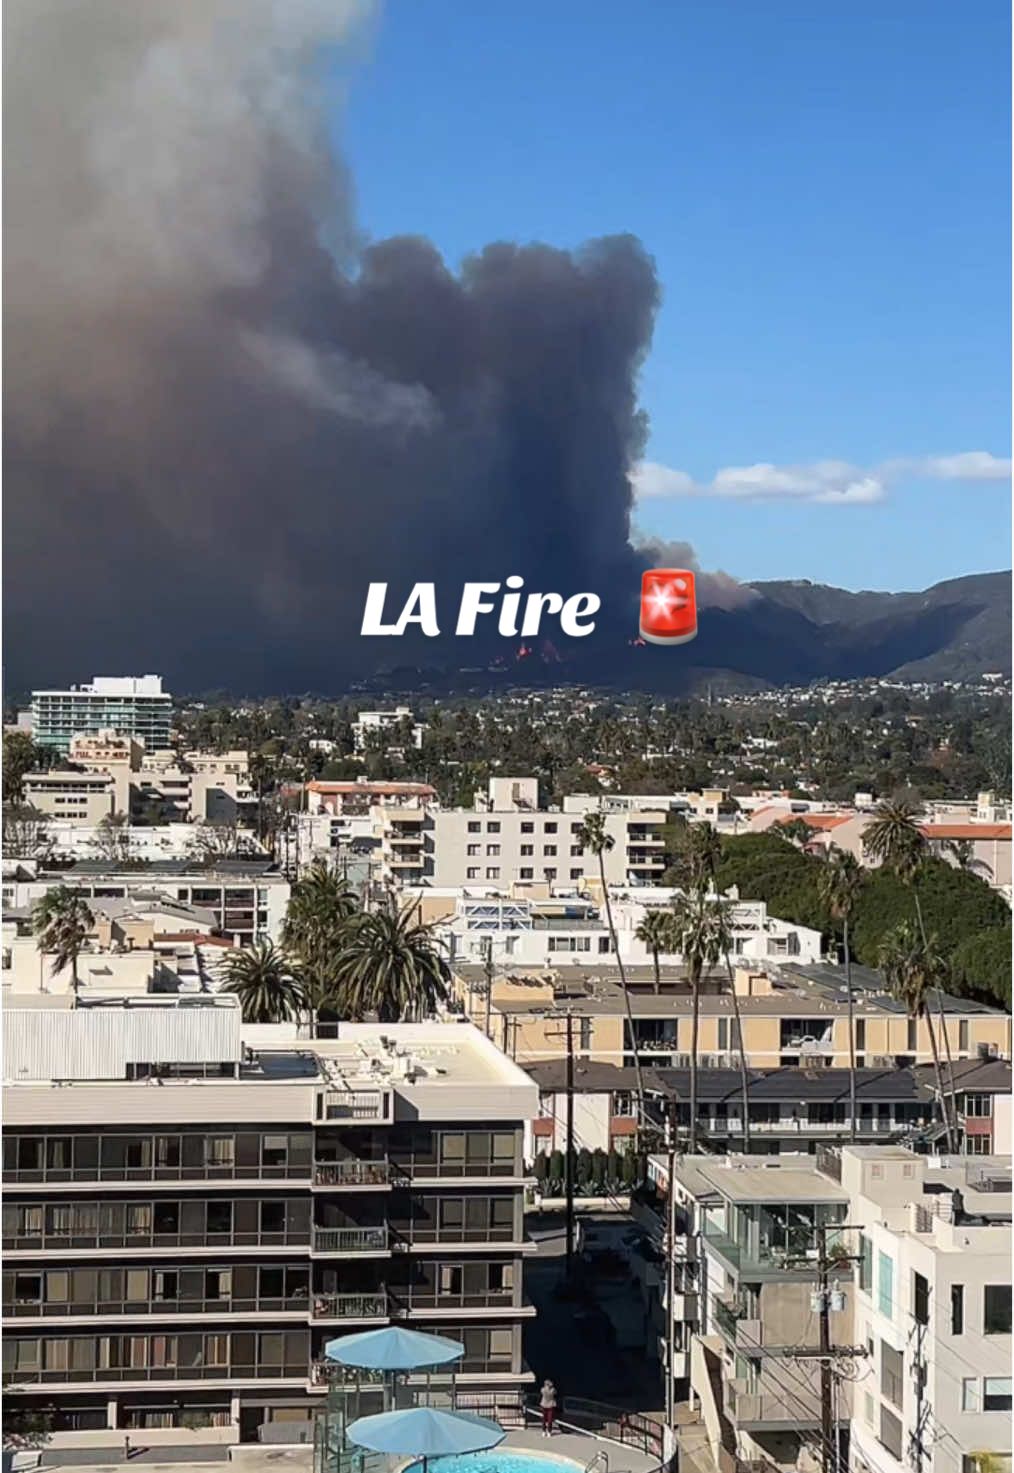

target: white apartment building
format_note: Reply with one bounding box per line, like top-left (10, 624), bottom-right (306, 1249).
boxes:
top-left (435, 890), bottom-right (823, 969)
top-left (302, 781), bottom-right (437, 886)
top-left (431, 778), bottom-right (667, 890)
top-left (845, 1147), bottom-right (1012, 1473)
top-left (8, 822), bottom-right (262, 866)
top-left (352, 707), bottom-right (424, 752)
top-left (32, 676), bottom-right (172, 755)
top-left (66, 732), bottom-right (257, 824)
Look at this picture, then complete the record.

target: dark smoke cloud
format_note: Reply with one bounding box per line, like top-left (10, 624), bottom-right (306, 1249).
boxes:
top-left (632, 536), bottom-right (760, 611)
top-left (4, 0), bottom-right (728, 692)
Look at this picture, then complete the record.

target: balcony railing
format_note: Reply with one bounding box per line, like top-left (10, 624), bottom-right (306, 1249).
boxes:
top-left (3, 1229), bottom-right (310, 1253)
top-left (3, 1162), bottom-right (311, 1185)
top-left (312, 1226), bottom-right (389, 1255)
top-left (394, 1161), bottom-right (519, 1180)
top-left (728, 1382), bottom-right (822, 1425)
top-left (310, 1292), bottom-right (388, 1321)
top-left (313, 1160), bottom-right (391, 1188)
top-left (7, 1363), bottom-right (306, 1386)
top-left (7, 1294), bottom-right (310, 1319)
top-left (397, 1224), bottom-right (517, 1245)
top-left (320, 1091), bottom-right (390, 1123)
top-left (389, 1289), bottom-right (516, 1312)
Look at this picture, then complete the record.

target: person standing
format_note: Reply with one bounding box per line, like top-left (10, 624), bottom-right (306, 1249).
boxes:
top-left (540, 1379), bottom-right (558, 1436)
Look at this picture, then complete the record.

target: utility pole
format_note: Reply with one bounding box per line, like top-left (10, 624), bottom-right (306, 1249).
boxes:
top-left (483, 936), bottom-right (494, 1038)
top-left (664, 1094), bottom-right (678, 1431)
top-left (545, 1010), bottom-right (577, 1289)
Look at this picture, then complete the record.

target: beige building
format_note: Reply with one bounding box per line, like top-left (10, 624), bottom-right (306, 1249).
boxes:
top-left (454, 960), bottom-right (1012, 1076)
top-left (68, 732), bottom-right (258, 824)
top-left (21, 770), bottom-right (116, 826)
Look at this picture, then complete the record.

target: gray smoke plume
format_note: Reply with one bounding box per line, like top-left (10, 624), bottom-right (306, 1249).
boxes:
top-left (633, 535), bottom-right (759, 611)
top-left (4, 0), bottom-right (664, 691)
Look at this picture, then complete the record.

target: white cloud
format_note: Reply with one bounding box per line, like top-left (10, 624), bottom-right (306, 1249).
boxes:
top-left (630, 449), bottom-right (1009, 507)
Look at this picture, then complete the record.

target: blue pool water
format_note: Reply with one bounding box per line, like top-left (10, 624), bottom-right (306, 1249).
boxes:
top-left (406, 1455), bottom-right (580, 1473)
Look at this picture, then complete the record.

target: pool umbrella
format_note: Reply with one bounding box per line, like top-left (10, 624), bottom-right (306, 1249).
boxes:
top-left (325, 1326), bottom-right (464, 1371)
top-left (347, 1405), bottom-right (505, 1472)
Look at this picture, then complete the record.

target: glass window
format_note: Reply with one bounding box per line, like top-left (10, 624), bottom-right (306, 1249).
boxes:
top-left (878, 1251), bottom-right (894, 1318)
top-left (486, 822), bottom-right (500, 834)
top-left (440, 1133), bottom-right (466, 1163)
top-left (984, 1379), bottom-right (1012, 1412)
top-left (984, 1285), bottom-right (1011, 1335)
top-left (962, 1378), bottom-right (980, 1412)
top-left (913, 1272), bottom-right (929, 1327)
top-left (881, 1341), bottom-right (904, 1409)
top-left (952, 1284), bottom-right (964, 1335)
top-left (489, 1328), bottom-right (513, 1360)
top-left (879, 1407), bottom-right (903, 1460)
top-left (858, 1235), bottom-right (873, 1294)
top-left (467, 822), bottom-right (481, 834)
top-left (521, 822), bottom-right (534, 833)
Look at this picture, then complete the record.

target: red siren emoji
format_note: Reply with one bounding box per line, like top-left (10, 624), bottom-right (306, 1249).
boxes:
top-left (639, 568), bottom-right (697, 645)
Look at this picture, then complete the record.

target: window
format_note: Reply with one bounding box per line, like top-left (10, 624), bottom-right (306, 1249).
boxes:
top-left (486, 822), bottom-right (500, 834)
top-left (486, 844), bottom-right (500, 856)
top-left (466, 868), bottom-right (479, 880)
top-left (521, 822), bottom-right (533, 833)
top-left (467, 822), bottom-right (480, 833)
top-left (913, 1272), bottom-right (929, 1327)
top-left (544, 822), bottom-right (557, 834)
top-left (959, 1020), bottom-right (969, 1051)
top-left (858, 1235), bottom-right (873, 1294)
top-left (878, 1251), bottom-right (894, 1318)
top-left (439, 1265), bottom-right (463, 1295)
top-left (962, 1378), bottom-right (980, 1412)
top-left (952, 1284), bottom-right (964, 1335)
top-left (485, 868), bottom-right (500, 880)
top-left (543, 845), bottom-right (557, 856)
top-left (261, 1135), bottom-right (288, 1168)
top-left (984, 1285), bottom-right (1011, 1335)
top-left (520, 845), bottom-right (534, 856)
top-left (965, 1094), bottom-right (993, 1117)
top-left (570, 869), bottom-right (583, 880)
top-left (881, 1341), bottom-right (904, 1409)
top-left (879, 1407), bottom-right (903, 1460)
top-left (855, 1019), bottom-right (866, 1050)
top-left (520, 868), bottom-right (533, 880)
top-left (907, 1018), bottom-right (917, 1052)
top-left (467, 844), bottom-right (480, 856)
top-left (984, 1378), bottom-right (1012, 1412)
top-left (544, 868), bottom-right (556, 880)
top-left (489, 1328), bottom-right (513, 1362)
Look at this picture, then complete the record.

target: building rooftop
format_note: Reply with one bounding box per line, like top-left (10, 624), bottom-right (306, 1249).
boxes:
top-left (673, 1155), bottom-right (850, 1205)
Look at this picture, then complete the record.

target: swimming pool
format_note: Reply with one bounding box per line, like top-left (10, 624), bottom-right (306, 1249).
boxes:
top-left (404, 1453), bottom-right (581, 1473)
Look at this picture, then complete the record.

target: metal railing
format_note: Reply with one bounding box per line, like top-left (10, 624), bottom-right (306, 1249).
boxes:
top-left (3, 1228), bottom-right (310, 1252)
top-left (6, 1294), bottom-right (310, 1319)
top-left (312, 1226), bottom-right (389, 1254)
top-left (313, 1160), bottom-right (391, 1187)
top-left (310, 1292), bottom-right (388, 1321)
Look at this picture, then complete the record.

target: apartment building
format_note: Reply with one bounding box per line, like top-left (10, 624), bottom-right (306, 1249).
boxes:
top-left (455, 961), bottom-right (1011, 1077)
top-left (915, 1059), bottom-right (1013, 1156)
top-left (67, 731), bottom-right (142, 811)
top-left (524, 1063), bottom-right (936, 1160)
top-left (2, 1005), bottom-right (537, 1448)
top-left (431, 778), bottom-right (667, 890)
top-left (1, 859), bottom-right (290, 945)
top-left (351, 708), bottom-right (423, 752)
top-left (655, 1152), bottom-right (854, 1470)
top-left (843, 1146), bottom-right (1011, 1473)
top-left (32, 677), bottom-right (172, 755)
top-left (21, 770), bottom-right (117, 825)
top-left (65, 732), bottom-right (258, 824)
top-left (436, 890), bottom-right (822, 970)
top-left (301, 782), bottom-right (437, 886)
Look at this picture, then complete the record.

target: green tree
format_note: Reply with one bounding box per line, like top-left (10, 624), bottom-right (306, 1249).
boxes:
top-left (2, 731), bottom-right (40, 805)
top-left (669, 889), bottom-right (734, 1153)
top-left (331, 902), bottom-right (449, 1022)
top-left (878, 922), bottom-right (954, 1149)
top-left (818, 847), bottom-right (864, 1140)
top-left (576, 813), bottom-right (645, 1115)
top-left (950, 927), bottom-right (1012, 1009)
top-left (635, 908), bottom-right (674, 994)
top-left (222, 940), bottom-right (306, 1023)
top-left (282, 862), bottom-right (361, 1027)
top-left (941, 837), bottom-right (992, 880)
top-left (31, 887), bottom-right (94, 1002)
top-left (778, 817), bottom-right (815, 849)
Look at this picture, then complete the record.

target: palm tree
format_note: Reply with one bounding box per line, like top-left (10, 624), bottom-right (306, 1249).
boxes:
top-left (942, 837), bottom-right (992, 880)
top-left (282, 862), bottom-right (361, 1030)
top-left (863, 800), bottom-right (958, 1149)
top-left (331, 902), bottom-right (449, 1022)
top-left (670, 890), bottom-right (734, 1153)
top-left (818, 847), bottom-right (864, 1140)
top-left (222, 940), bottom-right (306, 1023)
top-left (635, 909), bottom-right (674, 994)
top-left (672, 824), bottom-right (751, 1151)
top-left (878, 923), bottom-right (954, 1149)
top-left (577, 814), bottom-right (645, 1115)
top-left (31, 887), bottom-right (94, 1002)
top-left (778, 817), bottom-right (815, 849)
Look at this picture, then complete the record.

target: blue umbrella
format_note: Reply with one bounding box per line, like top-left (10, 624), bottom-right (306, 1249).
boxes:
top-left (347, 1406), bottom-right (505, 1466)
top-left (325, 1326), bottom-right (464, 1372)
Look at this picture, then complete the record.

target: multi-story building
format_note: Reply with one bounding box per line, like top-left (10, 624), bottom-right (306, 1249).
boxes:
top-left (525, 1063), bottom-right (936, 1161)
top-left (655, 1151), bottom-right (854, 1470)
top-left (915, 1058), bottom-right (1013, 1156)
top-left (455, 961), bottom-right (1011, 1078)
top-left (2, 1004), bottom-right (537, 1449)
top-left (21, 770), bottom-right (117, 826)
top-left (300, 782), bottom-right (437, 886)
top-left (431, 779), bottom-right (667, 890)
top-left (351, 708), bottom-right (423, 753)
top-left (844, 1146), bottom-right (1011, 1473)
top-left (31, 677), bottom-right (172, 755)
top-left (1, 859), bottom-right (290, 945)
top-left (435, 890), bottom-right (822, 970)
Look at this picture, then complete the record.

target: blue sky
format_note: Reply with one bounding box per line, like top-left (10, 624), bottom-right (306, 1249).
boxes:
top-left (336, 0), bottom-right (1010, 590)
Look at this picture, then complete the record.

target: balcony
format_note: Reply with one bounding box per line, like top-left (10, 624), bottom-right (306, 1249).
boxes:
top-left (310, 1292), bottom-right (389, 1322)
top-left (389, 1290), bottom-right (518, 1313)
top-left (713, 1299), bottom-right (763, 1352)
top-left (312, 1226), bottom-right (390, 1256)
top-left (313, 1160), bottom-right (392, 1189)
top-left (728, 1380), bottom-right (823, 1428)
top-left (6, 1294), bottom-right (311, 1321)
top-left (3, 1228), bottom-right (310, 1255)
top-left (318, 1090), bottom-right (392, 1124)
